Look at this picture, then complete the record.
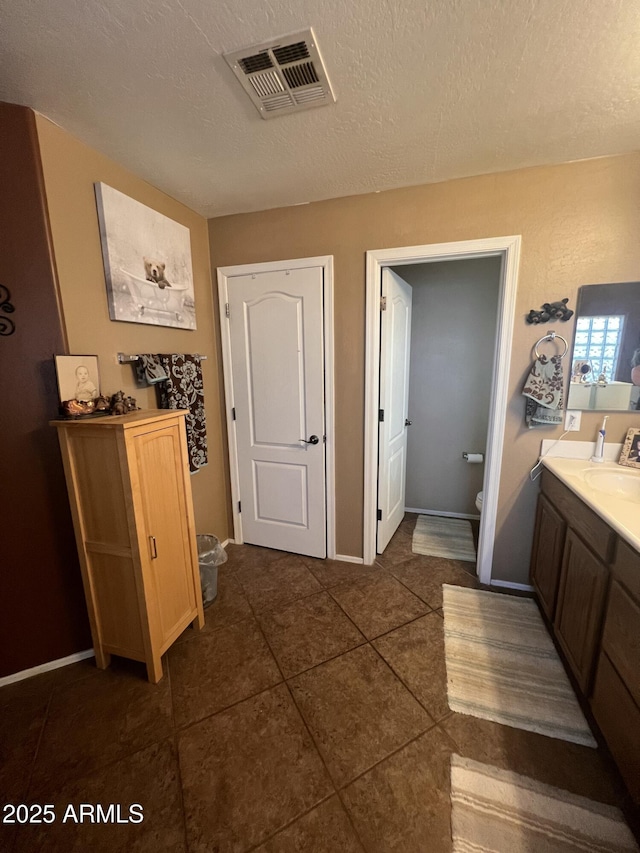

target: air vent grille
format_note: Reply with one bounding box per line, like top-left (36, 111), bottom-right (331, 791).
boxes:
top-left (282, 62), bottom-right (319, 89)
top-left (224, 28), bottom-right (335, 119)
top-left (249, 71), bottom-right (285, 98)
top-left (263, 94), bottom-right (295, 112)
top-left (239, 52), bottom-right (273, 74)
top-left (273, 41), bottom-right (310, 65)
top-left (293, 86), bottom-right (325, 104)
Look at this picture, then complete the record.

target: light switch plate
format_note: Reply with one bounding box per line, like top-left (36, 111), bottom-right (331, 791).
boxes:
top-left (565, 410), bottom-right (581, 431)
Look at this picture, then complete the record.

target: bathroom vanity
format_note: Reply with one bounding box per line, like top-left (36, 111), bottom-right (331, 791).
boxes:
top-left (530, 458), bottom-right (640, 802)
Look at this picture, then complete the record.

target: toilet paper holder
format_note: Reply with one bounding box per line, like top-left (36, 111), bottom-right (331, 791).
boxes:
top-left (462, 452), bottom-right (485, 463)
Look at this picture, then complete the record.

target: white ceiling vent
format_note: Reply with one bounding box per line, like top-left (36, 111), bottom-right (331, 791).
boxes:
top-left (224, 28), bottom-right (335, 119)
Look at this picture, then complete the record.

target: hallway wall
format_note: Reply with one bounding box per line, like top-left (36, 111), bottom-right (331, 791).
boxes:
top-left (400, 258), bottom-right (501, 515)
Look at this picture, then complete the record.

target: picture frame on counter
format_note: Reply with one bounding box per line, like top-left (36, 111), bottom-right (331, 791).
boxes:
top-left (54, 354), bottom-right (101, 405)
top-left (618, 427), bottom-right (640, 469)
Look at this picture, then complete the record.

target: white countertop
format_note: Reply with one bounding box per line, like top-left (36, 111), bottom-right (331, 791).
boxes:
top-left (541, 456), bottom-right (640, 552)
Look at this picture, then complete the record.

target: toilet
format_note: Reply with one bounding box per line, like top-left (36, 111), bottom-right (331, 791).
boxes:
top-left (475, 491), bottom-right (483, 513)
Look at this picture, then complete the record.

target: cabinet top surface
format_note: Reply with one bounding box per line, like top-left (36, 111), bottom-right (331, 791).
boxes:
top-left (50, 409), bottom-right (188, 429)
top-left (542, 457), bottom-right (640, 553)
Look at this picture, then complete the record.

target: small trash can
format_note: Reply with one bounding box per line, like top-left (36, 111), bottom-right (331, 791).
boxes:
top-left (196, 534), bottom-right (228, 607)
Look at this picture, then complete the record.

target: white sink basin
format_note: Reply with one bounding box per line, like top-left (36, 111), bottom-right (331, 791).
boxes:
top-left (583, 468), bottom-right (640, 502)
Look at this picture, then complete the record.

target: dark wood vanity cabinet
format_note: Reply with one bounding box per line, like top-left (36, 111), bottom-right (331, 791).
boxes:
top-left (530, 470), bottom-right (640, 802)
top-left (554, 529), bottom-right (608, 693)
top-left (591, 540), bottom-right (640, 802)
top-left (530, 494), bottom-right (566, 620)
top-left (531, 470), bottom-right (612, 694)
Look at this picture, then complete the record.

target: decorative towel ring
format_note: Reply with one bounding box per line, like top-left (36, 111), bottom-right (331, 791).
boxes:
top-left (534, 330), bottom-right (568, 359)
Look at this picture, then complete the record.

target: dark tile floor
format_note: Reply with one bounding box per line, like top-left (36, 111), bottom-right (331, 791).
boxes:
top-left (1, 514), bottom-right (637, 851)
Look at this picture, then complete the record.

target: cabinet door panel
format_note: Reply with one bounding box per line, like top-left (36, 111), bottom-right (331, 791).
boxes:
top-left (530, 495), bottom-right (566, 620)
top-left (555, 529), bottom-right (608, 694)
top-left (601, 580), bottom-right (640, 707)
top-left (134, 426), bottom-right (196, 643)
top-left (591, 651), bottom-right (640, 803)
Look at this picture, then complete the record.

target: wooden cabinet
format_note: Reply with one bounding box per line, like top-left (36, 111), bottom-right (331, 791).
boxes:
top-left (530, 471), bottom-right (640, 802)
top-left (530, 494), bottom-right (566, 620)
top-left (530, 471), bottom-right (612, 694)
top-left (591, 541), bottom-right (640, 802)
top-left (52, 410), bottom-right (204, 682)
top-left (554, 529), bottom-right (608, 693)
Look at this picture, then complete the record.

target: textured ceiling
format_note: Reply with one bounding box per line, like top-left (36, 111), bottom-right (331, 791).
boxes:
top-left (1, 0), bottom-right (640, 217)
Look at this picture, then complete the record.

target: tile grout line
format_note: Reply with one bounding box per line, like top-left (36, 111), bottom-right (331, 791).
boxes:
top-left (369, 615), bottom-right (453, 723)
top-left (280, 677), bottom-right (371, 853)
top-left (164, 654), bottom-right (191, 853)
top-left (241, 792), bottom-right (339, 853)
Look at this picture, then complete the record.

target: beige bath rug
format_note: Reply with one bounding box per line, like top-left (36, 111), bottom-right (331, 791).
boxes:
top-left (412, 515), bottom-right (476, 562)
top-left (443, 585), bottom-right (596, 746)
top-left (451, 754), bottom-right (639, 852)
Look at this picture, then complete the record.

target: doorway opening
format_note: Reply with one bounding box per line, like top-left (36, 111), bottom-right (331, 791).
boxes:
top-left (364, 237), bottom-right (521, 585)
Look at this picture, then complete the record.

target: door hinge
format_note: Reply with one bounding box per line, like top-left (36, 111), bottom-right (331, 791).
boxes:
top-left (225, 302), bottom-right (230, 318)
top-left (232, 407), bottom-right (236, 420)
top-left (377, 509), bottom-right (382, 521)
top-left (380, 296), bottom-right (387, 311)
top-left (238, 501), bottom-right (241, 513)
top-left (379, 409), bottom-right (384, 422)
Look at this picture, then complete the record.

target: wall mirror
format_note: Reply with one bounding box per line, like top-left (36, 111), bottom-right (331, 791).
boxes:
top-left (567, 281), bottom-right (640, 411)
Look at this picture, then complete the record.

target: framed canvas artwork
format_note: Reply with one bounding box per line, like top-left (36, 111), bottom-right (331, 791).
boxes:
top-left (95, 183), bottom-right (196, 330)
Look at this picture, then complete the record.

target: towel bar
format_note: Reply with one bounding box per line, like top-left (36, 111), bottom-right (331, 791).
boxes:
top-left (118, 352), bottom-right (208, 364)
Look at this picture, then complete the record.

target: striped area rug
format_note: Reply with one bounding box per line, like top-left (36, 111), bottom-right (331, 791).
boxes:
top-left (451, 754), bottom-right (639, 852)
top-left (443, 585), bottom-right (596, 746)
top-left (411, 516), bottom-right (476, 562)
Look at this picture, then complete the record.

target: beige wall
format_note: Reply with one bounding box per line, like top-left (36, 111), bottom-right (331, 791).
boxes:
top-left (209, 154), bottom-right (640, 583)
top-left (36, 115), bottom-right (230, 541)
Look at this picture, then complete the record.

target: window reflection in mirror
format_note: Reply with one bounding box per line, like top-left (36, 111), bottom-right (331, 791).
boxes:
top-left (567, 282), bottom-right (640, 412)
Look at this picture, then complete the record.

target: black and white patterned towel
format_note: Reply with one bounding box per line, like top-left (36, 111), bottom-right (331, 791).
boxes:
top-left (156, 354), bottom-right (207, 472)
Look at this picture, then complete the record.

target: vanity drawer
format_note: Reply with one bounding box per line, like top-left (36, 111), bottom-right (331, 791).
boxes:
top-left (540, 470), bottom-right (615, 563)
top-left (611, 538), bottom-right (640, 602)
top-left (601, 579), bottom-right (640, 707)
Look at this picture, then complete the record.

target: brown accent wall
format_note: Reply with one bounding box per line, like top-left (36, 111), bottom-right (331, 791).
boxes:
top-left (0, 103), bottom-right (91, 676)
top-left (35, 116), bottom-right (230, 548)
top-left (208, 155), bottom-right (640, 583)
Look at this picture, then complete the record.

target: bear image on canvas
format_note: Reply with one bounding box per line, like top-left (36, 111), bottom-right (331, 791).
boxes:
top-left (95, 183), bottom-right (196, 330)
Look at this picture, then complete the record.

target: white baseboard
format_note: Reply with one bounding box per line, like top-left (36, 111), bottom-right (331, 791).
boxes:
top-left (221, 538), bottom-right (234, 548)
top-left (490, 580), bottom-right (535, 593)
top-left (0, 648), bottom-right (95, 688)
top-left (335, 554), bottom-right (364, 564)
top-left (406, 507), bottom-right (480, 521)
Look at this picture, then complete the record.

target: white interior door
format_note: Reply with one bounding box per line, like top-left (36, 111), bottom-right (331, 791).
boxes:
top-left (377, 268), bottom-right (412, 553)
top-left (227, 266), bottom-right (326, 558)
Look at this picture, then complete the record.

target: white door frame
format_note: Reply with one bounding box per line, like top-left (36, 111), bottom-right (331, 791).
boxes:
top-left (364, 237), bottom-right (521, 584)
top-left (217, 256), bottom-right (336, 559)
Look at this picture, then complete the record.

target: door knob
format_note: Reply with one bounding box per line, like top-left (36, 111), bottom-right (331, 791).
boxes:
top-left (300, 435), bottom-right (319, 445)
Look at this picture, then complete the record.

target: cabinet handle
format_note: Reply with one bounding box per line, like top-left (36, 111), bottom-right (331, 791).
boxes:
top-left (149, 535), bottom-right (158, 559)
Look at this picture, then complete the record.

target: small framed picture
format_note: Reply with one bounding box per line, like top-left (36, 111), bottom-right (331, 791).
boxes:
top-left (54, 355), bottom-right (100, 406)
top-left (619, 427), bottom-right (640, 469)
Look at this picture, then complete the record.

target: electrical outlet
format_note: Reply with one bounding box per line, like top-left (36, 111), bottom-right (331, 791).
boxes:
top-left (565, 410), bottom-right (581, 431)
